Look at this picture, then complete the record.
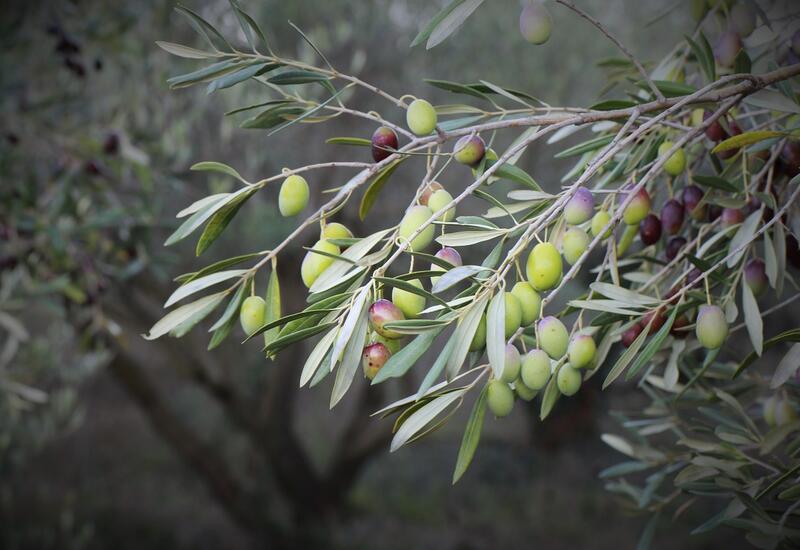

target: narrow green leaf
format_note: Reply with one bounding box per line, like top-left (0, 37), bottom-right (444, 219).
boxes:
top-left (263, 267), bottom-right (281, 351)
top-left (144, 293), bottom-right (225, 340)
top-left (155, 41), bottom-right (219, 59)
top-left (372, 328), bottom-right (443, 384)
top-left (195, 188), bottom-right (255, 255)
top-left (191, 161), bottom-right (246, 182)
top-left (453, 385), bottom-right (488, 483)
top-left (742, 280), bottom-right (763, 356)
top-left (486, 292), bottom-right (506, 380)
top-left (602, 320), bottom-right (651, 389)
top-left (625, 307), bottom-right (679, 381)
top-left (268, 70), bottom-right (329, 85)
top-left (208, 285), bottom-right (246, 350)
top-left (359, 159), bottom-right (404, 220)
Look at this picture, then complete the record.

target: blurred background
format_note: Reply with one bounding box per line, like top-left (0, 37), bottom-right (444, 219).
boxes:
top-left (0, 0), bottom-right (775, 548)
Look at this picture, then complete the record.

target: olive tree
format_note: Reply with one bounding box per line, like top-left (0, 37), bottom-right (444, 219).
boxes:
top-left (150, 0), bottom-right (800, 546)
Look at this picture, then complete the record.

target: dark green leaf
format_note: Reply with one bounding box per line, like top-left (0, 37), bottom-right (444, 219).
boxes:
top-left (359, 159), bottom-right (404, 220)
top-left (453, 385), bottom-right (487, 483)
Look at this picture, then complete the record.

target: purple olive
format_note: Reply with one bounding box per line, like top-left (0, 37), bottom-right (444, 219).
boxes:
top-left (714, 30), bottom-right (742, 68)
top-left (639, 214), bottom-right (662, 245)
top-left (371, 126), bottom-right (399, 162)
top-left (660, 199), bottom-right (685, 235)
top-left (369, 299), bottom-right (405, 339)
top-left (665, 236), bottom-right (687, 261)
top-left (682, 185), bottom-right (706, 221)
top-left (703, 111), bottom-right (727, 142)
top-left (744, 258), bottom-right (768, 296)
top-left (563, 187), bottom-right (595, 225)
top-left (720, 208), bottom-right (744, 227)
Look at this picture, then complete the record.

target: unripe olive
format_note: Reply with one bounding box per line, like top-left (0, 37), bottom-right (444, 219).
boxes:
top-left (370, 332), bottom-right (402, 354)
top-left (695, 304), bottom-right (728, 349)
top-left (691, 0), bottom-right (708, 22)
top-left (430, 246), bottom-right (462, 286)
top-left (660, 199), bottom-right (685, 235)
top-left (428, 188), bottom-right (456, 222)
top-left (453, 135), bottom-right (486, 166)
top-left (392, 279), bottom-right (426, 318)
top-left (501, 343), bottom-right (522, 383)
top-left (623, 189), bottom-right (651, 225)
top-left (504, 292), bottom-right (523, 339)
top-left (419, 181), bottom-right (444, 206)
top-left (681, 185), bottom-right (706, 221)
top-left (240, 295), bottom-right (266, 336)
top-left (471, 148), bottom-right (499, 178)
top-left (690, 108), bottom-right (704, 127)
top-left (763, 396), bottom-right (778, 427)
top-left (538, 316), bottom-right (568, 359)
top-left (730, 3), bottom-right (756, 37)
top-left (744, 259), bottom-right (767, 297)
top-left (398, 205), bottom-right (435, 251)
top-left (321, 222), bottom-right (353, 241)
top-left (278, 174), bottom-right (310, 217)
top-left (568, 334), bottom-right (596, 369)
top-left (658, 141), bottom-right (686, 176)
top-left (563, 187), bottom-right (594, 225)
top-left (556, 364), bottom-right (582, 396)
top-left (714, 30), bottom-right (742, 68)
top-left (526, 242), bottom-right (563, 291)
top-left (639, 214), bottom-right (662, 246)
top-left (487, 380), bottom-right (514, 417)
top-left (521, 349), bottom-right (551, 390)
top-left (720, 207), bottom-right (744, 228)
top-left (562, 227), bottom-right (590, 265)
top-left (470, 314), bottom-right (487, 351)
top-left (665, 236), bottom-right (687, 261)
top-left (362, 343), bottom-right (390, 380)
top-left (511, 281), bottom-right (541, 326)
top-left (406, 99), bottom-right (437, 136)
top-left (301, 239), bottom-right (340, 288)
top-left (515, 379), bottom-right (538, 401)
top-left (519, 1), bottom-right (553, 45)
top-left (591, 210), bottom-right (613, 239)
top-left (371, 126), bottom-right (399, 162)
top-left (775, 398), bottom-right (798, 426)
top-left (369, 299), bottom-right (405, 339)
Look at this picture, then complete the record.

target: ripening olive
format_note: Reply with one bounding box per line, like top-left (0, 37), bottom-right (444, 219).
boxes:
top-left (278, 174), bottom-right (310, 217)
top-left (470, 314), bottom-right (487, 352)
top-left (370, 332), bottom-right (402, 354)
top-left (658, 141), bottom-right (686, 176)
top-left (428, 188), bottom-right (456, 222)
top-left (521, 349), bottom-right (551, 390)
top-left (538, 316), bottom-right (569, 359)
top-left (321, 222), bottom-right (353, 241)
top-left (453, 135), bottom-right (486, 166)
top-left (519, 1), bottom-right (553, 45)
top-left (556, 364), bottom-right (582, 396)
top-left (501, 344), bottom-right (522, 383)
top-left (369, 299), bottom-right (405, 339)
top-left (406, 98), bottom-right (437, 136)
top-left (562, 227), bottom-right (590, 265)
top-left (487, 379), bottom-right (514, 417)
top-left (240, 295), bottom-right (266, 336)
top-left (511, 281), bottom-right (541, 326)
top-left (714, 30), bottom-right (742, 68)
top-left (419, 181), bottom-right (444, 206)
top-left (703, 111), bottom-right (727, 142)
top-left (775, 398), bottom-right (798, 426)
top-left (431, 247), bottom-right (462, 287)
top-left (515, 380), bottom-right (538, 401)
top-left (665, 236), bottom-right (687, 261)
top-left (623, 189), bottom-right (651, 225)
top-left (526, 242), bottom-right (563, 291)
top-left (398, 205), bottom-right (435, 251)
top-left (621, 323), bottom-right (643, 348)
top-left (591, 210), bottom-right (613, 239)
top-left (568, 334), bottom-right (596, 369)
top-left (682, 185), bottom-right (706, 221)
top-left (660, 199), bottom-right (685, 235)
top-left (563, 187), bottom-right (594, 225)
top-left (504, 292), bottom-right (523, 339)
top-left (744, 258), bottom-right (768, 297)
top-left (720, 207), bottom-right (744, 228)
top-left (471, 148), bottom-right (499, 179)
top-left (392, 279), bottom-right (426, 318)
top-left (763, 396), bottom-right (778, 427)
top-left (362, 343), bottom-right (390, 380)
top-left (301, 239), bottom-right (340, 288)
top-left (695, 304), bottom-right (728, 349)
top-left (371, 126), bottom-right (399, 162)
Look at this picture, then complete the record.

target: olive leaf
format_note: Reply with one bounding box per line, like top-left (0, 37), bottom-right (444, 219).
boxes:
top-left (452, 384), bottom-right (488, 484)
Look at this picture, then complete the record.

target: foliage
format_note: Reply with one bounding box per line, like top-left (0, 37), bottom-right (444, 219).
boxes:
top-left (150, 0), bottom-right (800, 545)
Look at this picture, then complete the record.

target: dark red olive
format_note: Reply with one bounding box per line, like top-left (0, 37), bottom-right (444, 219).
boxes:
top-left (621, 323), bottom-right (643, 347)
top-left (671, 315), bottom-right (690, 338)
top-left (660, 199), bottom-right (684, 235)
top-left (716, 122), bottom-right (742, 160)
top-left (779, 141), bottom-right (800, 178)
top-left (639, 214), bottom-right (662, 245)
top-left (720, 208), bottom-right (744, 227)
top-left (703, 111), bottom-right (727, 142)
top-left (371, 126), bottom-right (399, 163)
top-left (640, 308), bottom-right (666, 333)
top-left (682, 185), bottom-right (706, 221)
top-left (665, 236), bottom-right (687, 261)
top-left (685, 267), bottom-right (702, 288)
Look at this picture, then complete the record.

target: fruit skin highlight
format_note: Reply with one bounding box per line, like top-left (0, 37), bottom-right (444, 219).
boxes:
top-left (591, 210), bottom-right (613, 239)
top-left (487, 380), bottom-right (514, 417)
top-left (562, 227), bottom-right (589, 265)
top-left (371, 126), bottom-right (399, 162)
top-left (658, 141), bottom-right (686, 176)
top-left (398, 205), bottom-right (435, 251)
top-left (519, 2), bottom-right (553, 45)
top-left (503, 292), bottom-right (523, 339)
top-left (278, 174), bottom-right (309, 217)
top-left (500, 344), bottom-right (522, 383)
top-left (321, 222), bottom-right (352, 241)
top-left (695, 304), bottom-right (728, 349)
top-left (538, 316), bottom-right (569, 359)
top-left (301, 240), bottom-right (340, 288)
top-left (428, 188), bottom-right (456, 222)
top-left (563, 187), bottom-right (594, 225)
top-left (623, 189), bottom-right (651, 225)
top-left (240, 296), bottom-right (266, 336)
top-left (406, 98), bottom-right (437, 136)
top-left (526, 242), bottom-right (562, 291)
